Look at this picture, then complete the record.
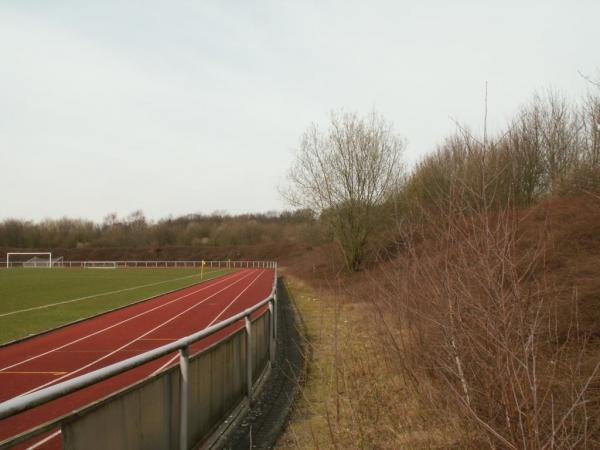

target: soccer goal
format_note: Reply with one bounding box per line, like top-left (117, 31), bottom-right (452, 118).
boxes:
top-left (83, 261), bottom-right (117, 269)
top-left (6, 252), bottom-right (52, 268)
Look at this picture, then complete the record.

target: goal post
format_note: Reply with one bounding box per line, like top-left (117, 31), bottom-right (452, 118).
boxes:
top-left (6, 252), bottom-right (52, 268)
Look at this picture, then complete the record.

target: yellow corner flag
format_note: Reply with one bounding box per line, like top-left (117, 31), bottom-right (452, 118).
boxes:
top-left (200, 260), bottom-right (206, 279)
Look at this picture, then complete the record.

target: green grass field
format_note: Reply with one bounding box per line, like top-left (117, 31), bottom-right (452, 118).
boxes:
top-left (0, 267), bottom-right (231, 344)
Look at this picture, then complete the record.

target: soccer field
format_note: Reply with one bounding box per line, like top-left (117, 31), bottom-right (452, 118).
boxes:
top-left (0, 267), bottom-right (231, 344)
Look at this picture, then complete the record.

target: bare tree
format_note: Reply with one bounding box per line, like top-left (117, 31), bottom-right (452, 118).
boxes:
top-left (283, 111), bottom-right (405, 271)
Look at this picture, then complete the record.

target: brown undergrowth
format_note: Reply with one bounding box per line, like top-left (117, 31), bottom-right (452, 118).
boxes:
top-left (278, 194), bottom-right (600, 449)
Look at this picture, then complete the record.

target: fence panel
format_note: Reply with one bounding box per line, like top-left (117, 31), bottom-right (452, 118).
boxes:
top-left (251, 313), bottom-right (270, 383)
top-left (62, 369), bottom-right (180, 450)
top-left (188, 329), bottom-right (246, 445)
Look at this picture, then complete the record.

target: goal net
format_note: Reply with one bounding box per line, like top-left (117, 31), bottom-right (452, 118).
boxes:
top-left (51, 256), bottom-right (64, 268)
top-left (6, 252), bottom-right (53, 268)
top-left (83, 261), bottom-right (117, 269)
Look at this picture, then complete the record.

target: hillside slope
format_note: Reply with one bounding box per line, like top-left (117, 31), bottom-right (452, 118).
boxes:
top-left (282, 194), bottom-right (600, 448)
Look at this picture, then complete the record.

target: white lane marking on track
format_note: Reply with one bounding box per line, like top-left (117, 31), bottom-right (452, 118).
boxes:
top-left (150, 269), bottom-right (267, 375)
top-left (206, 269), bottom-right (267, 327)
top-left (0, 271), bottom-right (244, 373)
top-left (0, 270), bottom-right (227, 318)
top-left (151, 354), bottom-right (179, 376)
top-left (18, 270), bottom-right (258, 396)
top-left (25, 429), bottom-right (61, 449)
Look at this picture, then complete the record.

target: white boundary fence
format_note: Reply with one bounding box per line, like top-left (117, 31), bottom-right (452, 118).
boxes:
top-left (3, 260), bottom-right (276, 269)
top-left (0, 265), bottom-right (278, 450)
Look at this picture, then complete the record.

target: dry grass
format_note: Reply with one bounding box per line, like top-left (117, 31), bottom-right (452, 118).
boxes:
top-left (276, 274), bottom-right (461, 449)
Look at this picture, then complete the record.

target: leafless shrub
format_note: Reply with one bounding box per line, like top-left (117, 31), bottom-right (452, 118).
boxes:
top-left (399, 91), bottom-right (600, 223)
top-left (372, 188), bottom-right (600, 449)
top-left (282, 111), bottom-right (405, 271)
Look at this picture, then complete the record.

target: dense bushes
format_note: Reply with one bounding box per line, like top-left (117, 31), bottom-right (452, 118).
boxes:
top-left (369, 90), bottom-right (600, 447)
top-left (373, 197), bottom-right (600, 448)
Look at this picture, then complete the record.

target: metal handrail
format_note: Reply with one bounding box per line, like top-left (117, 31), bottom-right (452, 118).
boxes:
top-left (0, 268), bottom-right (278, 449)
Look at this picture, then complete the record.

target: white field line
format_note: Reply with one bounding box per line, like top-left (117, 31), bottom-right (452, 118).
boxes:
top-left (18, 270), bottom-right (261, 397)
top-left (150, 269), bottom-right (267, 375)
top-left (0, 269), bottom-right (228, 318)
top-left (25, 430), bottom-right (61, 450)
top-left (0, 270), bottom-right (244, 373)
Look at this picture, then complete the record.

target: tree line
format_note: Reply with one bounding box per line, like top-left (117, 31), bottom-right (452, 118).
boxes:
top-left (0, 209), bottom-right (323, 250)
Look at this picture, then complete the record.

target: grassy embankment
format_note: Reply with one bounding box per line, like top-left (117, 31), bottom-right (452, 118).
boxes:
top-left (0, 267), bottom-right (231, 343)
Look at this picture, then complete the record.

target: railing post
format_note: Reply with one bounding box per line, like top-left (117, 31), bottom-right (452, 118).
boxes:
top-left (179, 347), bottom-right (189, 450)
top-left (268, 299), bottom-right (275, 364)
top-left (245, 315), bottom-right (253, 403)
top-left (273, 293), bottom-right (278, 343)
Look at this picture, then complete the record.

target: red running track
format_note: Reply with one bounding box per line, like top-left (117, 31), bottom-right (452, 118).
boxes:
top-left (0, 268), bottom-right (275, 449)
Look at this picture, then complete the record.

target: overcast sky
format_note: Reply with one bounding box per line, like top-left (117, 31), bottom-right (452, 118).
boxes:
top-left (1, 1), bottom-right (598, 222)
